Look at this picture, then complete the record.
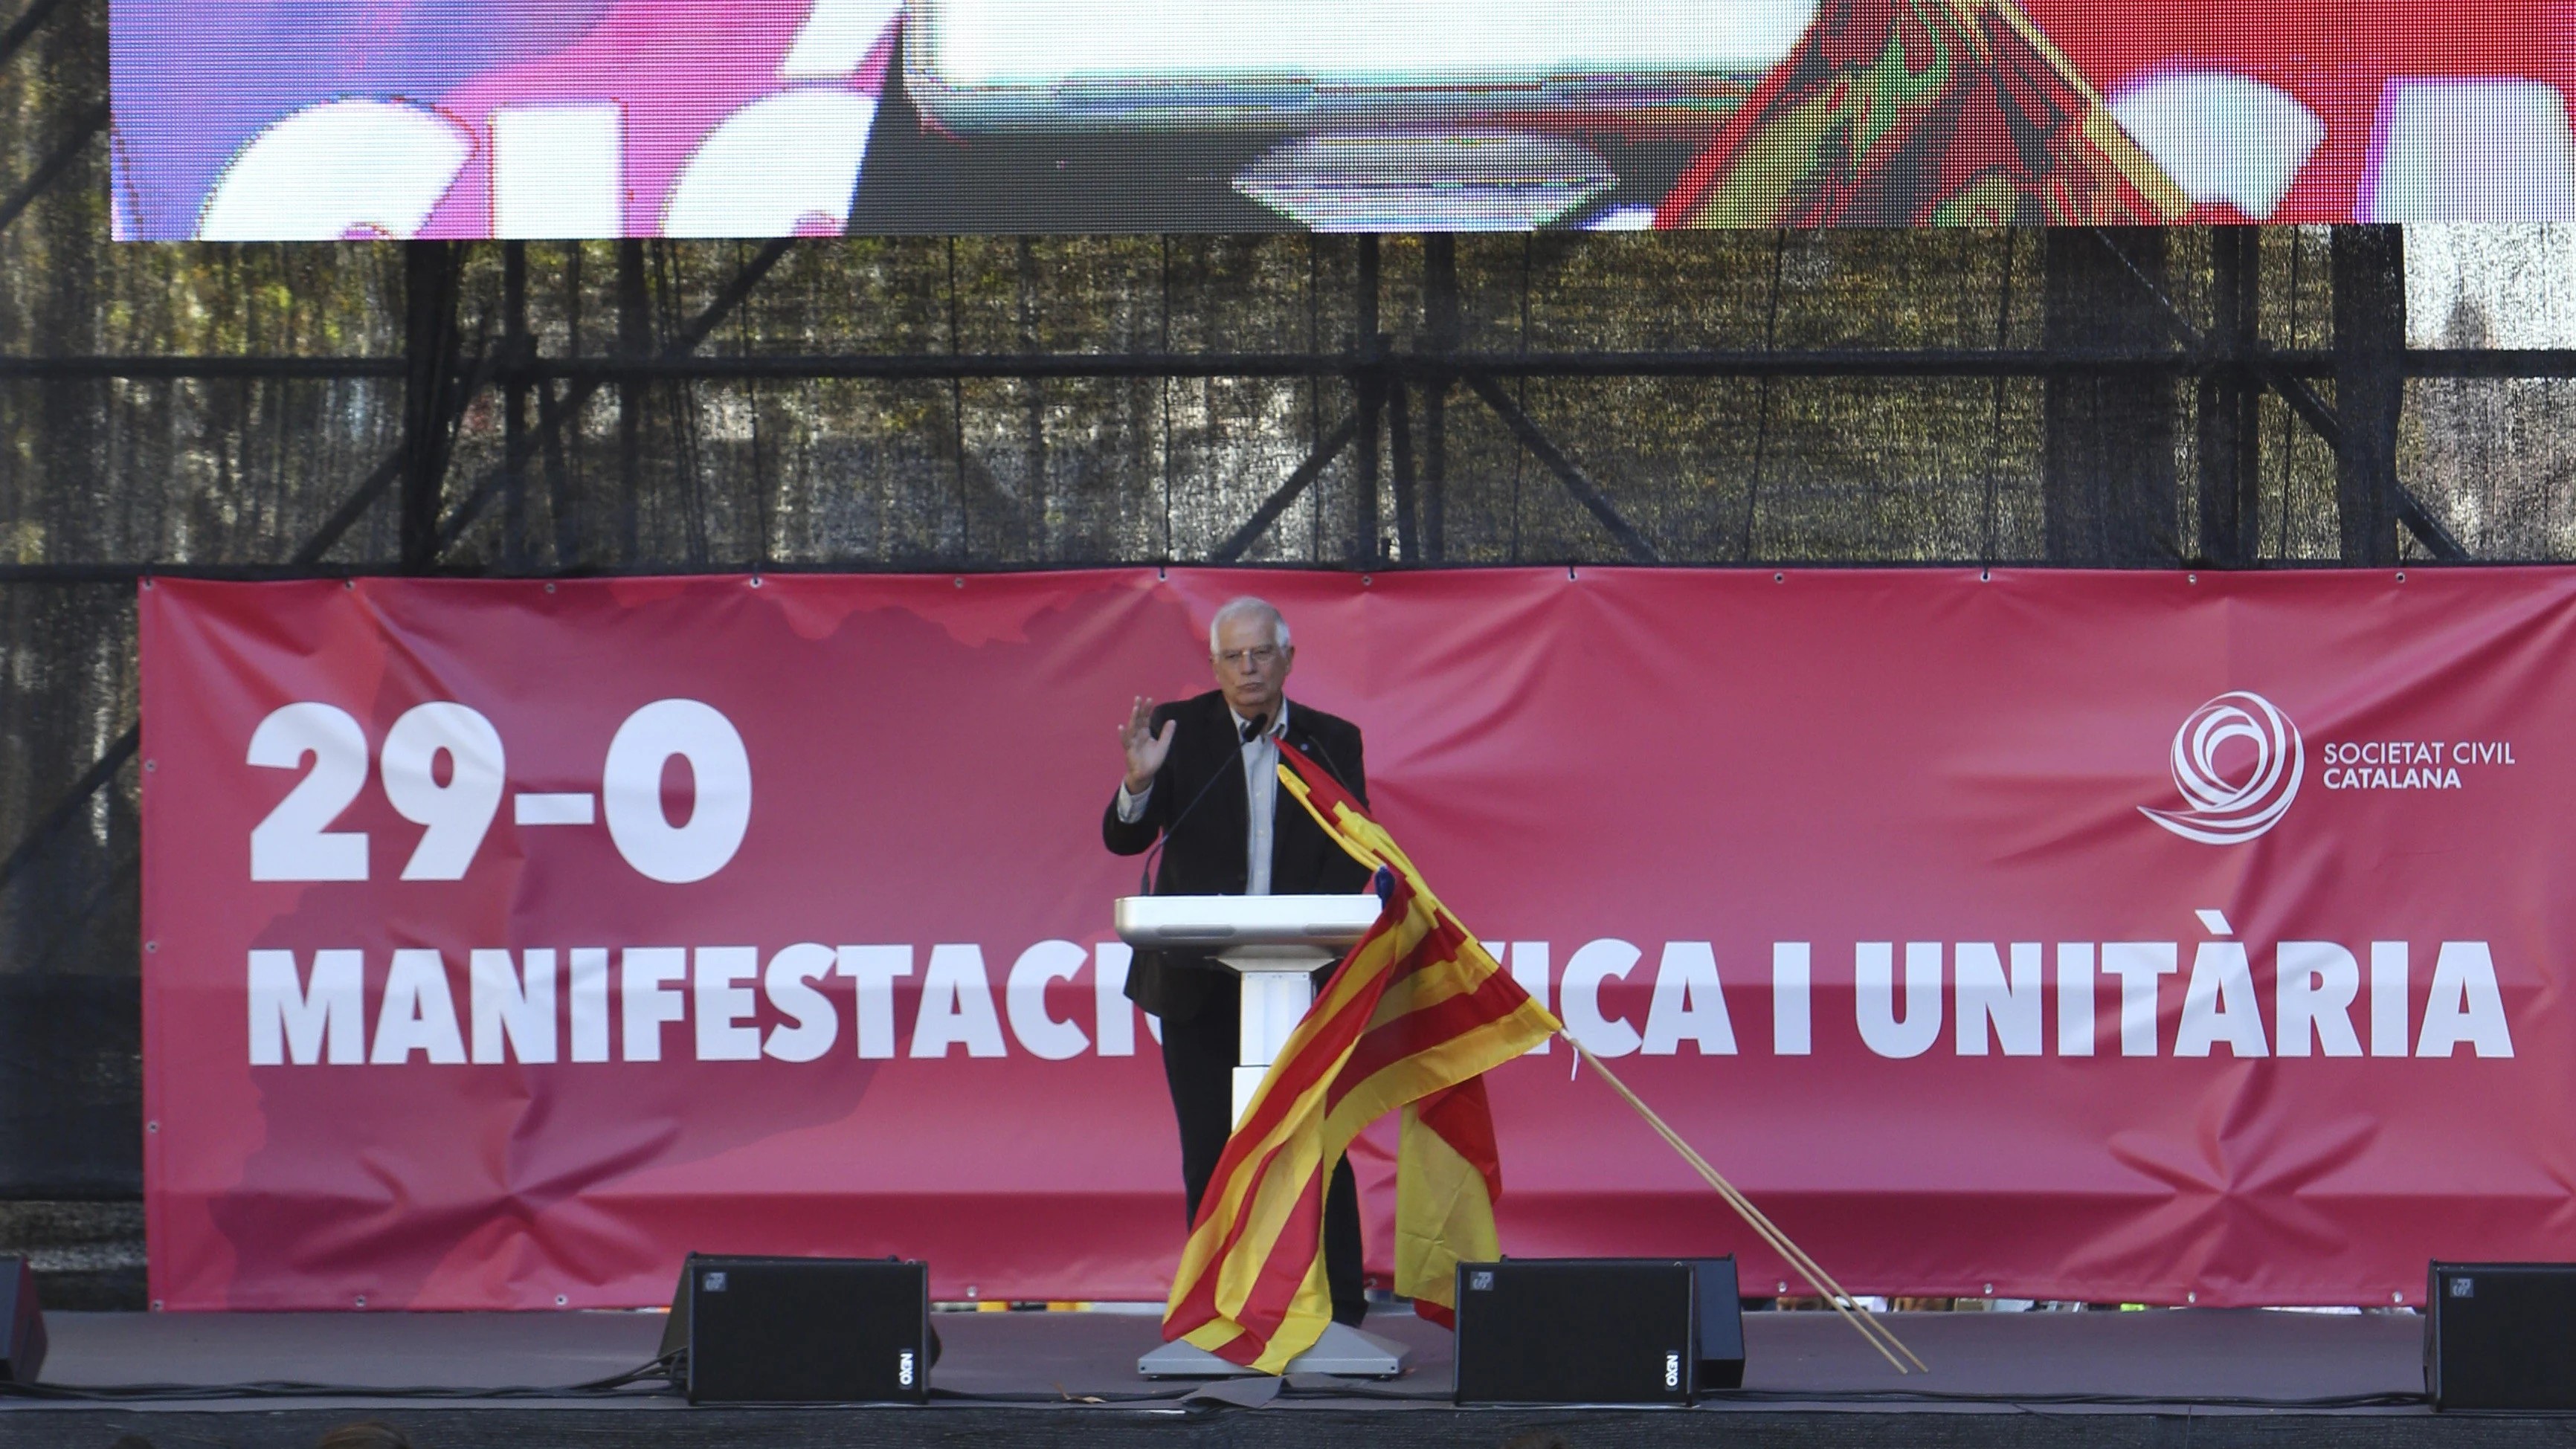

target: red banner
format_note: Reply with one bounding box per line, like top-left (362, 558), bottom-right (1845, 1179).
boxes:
top-left (141, 568), bottom-right (2576, 1311)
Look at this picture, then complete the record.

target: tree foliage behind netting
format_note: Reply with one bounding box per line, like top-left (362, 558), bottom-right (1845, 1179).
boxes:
top-left (0, 229), bottom-right (2435, 571)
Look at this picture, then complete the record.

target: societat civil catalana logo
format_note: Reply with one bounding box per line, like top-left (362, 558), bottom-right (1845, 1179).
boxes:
top-left (2139, 691), bottom-right (2305, 845)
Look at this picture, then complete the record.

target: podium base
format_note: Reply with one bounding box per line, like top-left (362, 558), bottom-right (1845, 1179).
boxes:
top-left (1137, 1322), bottom-right (1414, 1378)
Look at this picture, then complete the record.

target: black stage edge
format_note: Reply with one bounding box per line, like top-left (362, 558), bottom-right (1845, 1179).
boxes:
top-left (3, 1305), bottom-right (2569, 1448)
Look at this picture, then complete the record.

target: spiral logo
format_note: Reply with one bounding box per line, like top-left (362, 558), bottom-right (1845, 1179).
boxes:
top-left (2139, 691), bottom-right (2304, 845)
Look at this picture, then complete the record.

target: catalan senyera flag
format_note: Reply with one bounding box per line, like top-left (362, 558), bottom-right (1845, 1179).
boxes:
top-left (1161, 746), bottom-right (1562, 1371)
top-left (1657, 0), bottom-right (2189, 226)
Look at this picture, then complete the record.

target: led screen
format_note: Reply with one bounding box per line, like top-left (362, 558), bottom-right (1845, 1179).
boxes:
top-left (111, 0), bottom-right (2574, 236)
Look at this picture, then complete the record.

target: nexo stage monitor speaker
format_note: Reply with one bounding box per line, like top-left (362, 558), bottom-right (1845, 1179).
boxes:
top-left (2427, 1262), bottom-right (2576, 1410)
top-left (1454, 1259), bottom-right (1698, 1405)
top-left (0, 1258), bottom-right (43, 1384)
top-left (661, 1254), bottom-right (930, 1404)
top-left (1692, 1256), bottom-right (1745, 1390)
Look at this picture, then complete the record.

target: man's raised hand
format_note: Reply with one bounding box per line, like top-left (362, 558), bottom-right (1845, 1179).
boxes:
top-left (1121, 694), bottom-right (1176, 793)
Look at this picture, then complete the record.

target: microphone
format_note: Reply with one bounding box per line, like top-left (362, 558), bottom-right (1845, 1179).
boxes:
top-left (1134, 711), bottom-right (1261, 896)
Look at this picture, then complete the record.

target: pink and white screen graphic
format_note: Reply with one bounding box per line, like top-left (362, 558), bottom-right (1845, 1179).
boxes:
top-left (109, 2), bottom-right (2576, 237)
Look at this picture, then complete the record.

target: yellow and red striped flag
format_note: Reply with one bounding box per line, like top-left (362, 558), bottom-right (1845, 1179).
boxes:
top-left (1161, 746), bottom-right (1561, 1370)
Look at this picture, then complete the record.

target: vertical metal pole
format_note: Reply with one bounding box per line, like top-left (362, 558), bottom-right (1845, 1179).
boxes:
top-left (1977, 230), bottom-right (2018, 564)
top-left (2197, 226), bottom-right (2260, 564)
top-left (2272, 232), bottom-right (2305, 561)
top-left (2332, 224), bottom-right (2405, 566)
top-left (954, 236), bottom-right (976, 557)
top-left (1308, 236), bottom-right (1324, 560)
top-left (616, 239), bottom-right (650, 564)
top-left (1743, 229), bottom-right (1789, 559)
top-left (2232, 239), bottom-right (2264, 555)
top-left (398, 240), bottom-right (457, 570)
top-left (1388, 381), bottom-right (1417, 563)
top-left (1017, 236), bottom-right (1046, 556)
top-left (1159, 236), bottom-right (1172, 559)
top-left (502, 241), bottom-right (529, 570)
top-left (544, 244), bottom-right (585, 566)
top-left (1353, 236), bottom-right (1381, 564)
top-left (1510, 235), bottom-right (1531, 563)
top-left (2041, 228), bottom-right (2177, 564)
top-left (1421, 233), bottom-right (1459, 563)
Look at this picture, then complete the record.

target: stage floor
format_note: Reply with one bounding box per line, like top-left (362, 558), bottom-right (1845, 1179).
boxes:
top-left (0, 1304), bottom-right (2496, 1449)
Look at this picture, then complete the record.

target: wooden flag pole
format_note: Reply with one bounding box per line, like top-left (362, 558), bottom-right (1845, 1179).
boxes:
top-left (1561, 1031), bottom-right (1930, 1375)
top-left (1270, 761), bottom-right (1926, 1372)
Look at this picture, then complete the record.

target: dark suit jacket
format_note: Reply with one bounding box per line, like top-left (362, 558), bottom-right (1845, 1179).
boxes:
top-left (1102, 690), bottom-right (1372, 1024)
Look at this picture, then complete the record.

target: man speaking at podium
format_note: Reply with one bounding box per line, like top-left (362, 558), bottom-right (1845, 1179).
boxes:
top-left (1104, 596), bottom-right (1374, 1328)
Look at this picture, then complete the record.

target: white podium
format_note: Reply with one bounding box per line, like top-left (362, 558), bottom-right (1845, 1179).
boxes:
top-left (1115, 893), bottom-right (1383, 1125)
top-left (1115, 893), bottom-right (1414, 1379)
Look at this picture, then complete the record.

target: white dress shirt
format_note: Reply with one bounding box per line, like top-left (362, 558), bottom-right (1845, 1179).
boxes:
top-left (1116, 702), bottom-right (1290, 894)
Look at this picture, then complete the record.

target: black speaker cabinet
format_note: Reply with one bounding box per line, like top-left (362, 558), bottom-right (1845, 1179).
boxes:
top-left (2427, 1261), bottom-right (2576, 1410)
top-left (661, 1254), bottom-right (930, 1404)
top-left (0, 1258), bottom-right (42, 1384)
top-left (1691, 1256), bottom-right (1745, 1390)
top-left (1455, 1259), bottom-right (1699, 1404)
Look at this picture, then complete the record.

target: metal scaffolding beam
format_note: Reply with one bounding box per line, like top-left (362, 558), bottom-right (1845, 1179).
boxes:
top-left (12, 347), bottom-right (2576, 384)
top-left (0, 99), bottom-right (105, 237)
top-left (433, 237), bottom-right (797, 551)
top-left (2088, 227), bottom-right (2467, 563)
top-left (1463, 372), bottom-right (1658, 564)
top-left (0, 729), bottom-right (134, 897)
top-left (0, 0), bottom-right (71, 68)
top-left (1209, 417), bottom-right (1360, 564)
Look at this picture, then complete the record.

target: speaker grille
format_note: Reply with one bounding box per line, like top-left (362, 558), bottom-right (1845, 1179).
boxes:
top-left (1455, 1259), bottom-right (1697, 1404)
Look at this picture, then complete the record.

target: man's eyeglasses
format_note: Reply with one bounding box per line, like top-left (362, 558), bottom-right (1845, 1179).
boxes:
top-left (1215, 645), bottom-right (1280, 670)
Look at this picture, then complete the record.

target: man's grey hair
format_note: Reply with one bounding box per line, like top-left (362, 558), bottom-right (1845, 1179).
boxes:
top-left (1208, 596), bottom-right (1292, 655)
